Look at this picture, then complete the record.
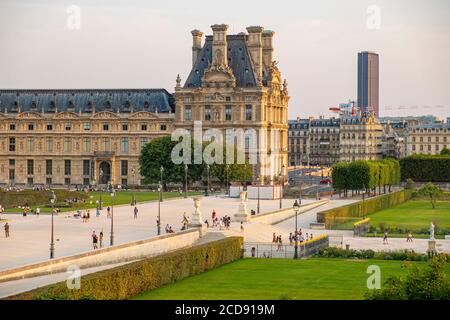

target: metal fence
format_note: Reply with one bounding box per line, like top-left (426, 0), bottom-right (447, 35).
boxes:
top-left (243, 236), bottom-right (329, 259)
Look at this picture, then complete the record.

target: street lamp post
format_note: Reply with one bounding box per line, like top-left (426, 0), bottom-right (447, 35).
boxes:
top-left (157, 184), bottom-right (162, 235)
top-left (99, 169), bottom-right (103, 210)
top-left (160, 166), bottom-right (164, 202)
top-left (131, 168), bottom-right (136, 206)
top-left (225, 164), bottom-right (229, 196)
top-left (279, 164), bottom-right (285, 209)
top-left (184, 164), bottom-right (188, 199)
top-left (293, 200), bottom-right (300, 259)
top-left (205, 164), bottom-right (210, 197)
top-left (49, 191), bottom-right (56, 259)
top-left (299, 181), bottom-right (303, 205)
top-left (256, 176), bottom-right (260, 214)
top-left (109, 183), bottom-right (115, 246)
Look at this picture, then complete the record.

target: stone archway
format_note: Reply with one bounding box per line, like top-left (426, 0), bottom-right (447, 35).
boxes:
top-left (99, 161), bottom-right (111, 185)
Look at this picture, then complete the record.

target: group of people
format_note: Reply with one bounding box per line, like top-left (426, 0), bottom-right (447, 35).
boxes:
top-left (91, 230), bottom-right (104, 249)
top-left (288, 230), bottom-right (313, 245)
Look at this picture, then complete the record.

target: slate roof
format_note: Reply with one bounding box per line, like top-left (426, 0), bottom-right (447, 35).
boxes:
top-left (184, 35), bottom-right (259, 88)
top-left (0, 89), bottom-right (175, 114)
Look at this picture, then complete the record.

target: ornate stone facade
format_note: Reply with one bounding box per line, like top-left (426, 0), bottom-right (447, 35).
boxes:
top-left (174, 25), bottom-right (289, 183)
top-left (0, 89), bottom-right (174, 186)
top-left (339, 114), bottom-right (384, 162)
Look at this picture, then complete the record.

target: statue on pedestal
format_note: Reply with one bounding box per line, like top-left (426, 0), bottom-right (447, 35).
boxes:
top-left (233, 191), bottom-right (250, 222)
top-left (188, 197), bottom-right (203, 228)
top-left (430, 222), bottom-right (435, 240)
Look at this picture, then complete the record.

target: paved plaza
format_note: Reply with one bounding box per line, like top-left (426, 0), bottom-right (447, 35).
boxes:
top-left (0, 195), bottom-right (302, 270)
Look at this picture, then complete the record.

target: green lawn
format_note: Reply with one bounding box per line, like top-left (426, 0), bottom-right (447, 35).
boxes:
top-left (333, 200), bottom-right (450, 235)
top-left (133, 258), bottom-right (449, 300)
top-left (5, 191), bottom-right (202, 213)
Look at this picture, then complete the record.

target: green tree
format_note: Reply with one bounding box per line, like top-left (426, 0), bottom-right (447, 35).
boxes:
top-left (366, 254), bottom-right (450, 300)
top-left (139, 136), bottom-right (204, 186)
top-left (440, 147), bottom-right (450, 156)
top-left (209, 144), bottom-right (253, 186)
top-left (418, 182), bottom-right (443, 209)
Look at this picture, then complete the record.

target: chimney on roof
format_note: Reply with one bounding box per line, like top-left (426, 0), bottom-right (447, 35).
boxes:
top-left (246, 26), bottom-right (263, 85)
top-left (211, 24), bottom-right (229, 67)
top-left (191, 29), bottom-right (203, 67)
top-left (262, 30), bottom-right (274, 71)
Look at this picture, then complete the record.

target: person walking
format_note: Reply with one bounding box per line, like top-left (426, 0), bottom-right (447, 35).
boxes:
top-left (4, 222), bottom-right (10, 238)
top-left (96, 206), bottom-right (100, 217)
top-left (35, 207), bottom-right (40, 217)
top-left (134, 206), bottom-right (138, 219)
top-left (107, 206), bottom-right (111, 218)
top-left (240, 222), bottom-right (244, 233)
top-left (383, 231), bottom-right (388, 244)
top-left (92, 231), bottom-right (98, 249)
top-left (99, 231), bottom-right (104, 248)
top-left (272, 232), bottom-right (276, 243)
top-left (406, 231), bottom-right (413, 242)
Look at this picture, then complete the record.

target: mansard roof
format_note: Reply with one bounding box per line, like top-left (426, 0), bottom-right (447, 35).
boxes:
top-left (0, 89), bottom-right (175, 114)
top-left (184, 34), bottom-right (258, 88)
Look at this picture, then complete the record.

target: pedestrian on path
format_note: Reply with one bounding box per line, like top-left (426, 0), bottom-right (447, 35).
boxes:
top-left (240, 222), bottom-right (244, 233)
top-left (96, 207), bottom-right (100, 217)
top-left (99, 231), bottom-right (104, 248)
top-left (92, 231), bottom-right (98, 249)
top-left (134, 206), bottom-right (138, 219)
top-left (406, 231), bottom-right (413, 242)
top-left (36, 208), bottom-right (40, 216)
top-left (383, 231), bottom-right (388, 244)
top-left (4, 222), bottom-right (10, 238)
top-left (107, 206), bottom-right (111, 218)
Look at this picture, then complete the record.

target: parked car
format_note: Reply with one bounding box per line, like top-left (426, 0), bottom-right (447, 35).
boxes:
top-left (320, 178), bottom-right (332, 184)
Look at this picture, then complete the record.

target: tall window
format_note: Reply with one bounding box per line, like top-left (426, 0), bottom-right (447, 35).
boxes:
top-left (47, 123), bottom-right (53, 131)
top-left (204, 105), bottom-right (211, 121)
top-left (121, 160), bottom-right (128, 176)
top-left (121, 137), bottom-right (129, 153)
top-left (83, 138), bottom-right (90, 152)
top-left (140, 137), bottom-right (148, 150)
top-left (83, 123), bottom-right (91, 131)
top-left (65, 138), bottom-right (72, 152)
top-left (28, 123), bottom-right (34, 131)
top-left (103, 138), bottom-right (110, 151)
top-left (28, 138), bottom-right (34, 152)
top-left (27, 159), bottom-right (34, 175)
top-left (83, 160), bottom-right (90, 176)
top-left (103, 123), bottom-right (109, 131)
top-left (122, 123), bottom-right (128, 131)
top-left (9, 123), bottom-right (16, 130)
top-left (46, 160), bottom-right (52, 175)
top-left (64, 160), bottom-right (71, 175)
top-left (65, 123), bottom-right (72, 131)
top-left (184, 105), bottom-right (192, 121)
top-left (245, 105), bottom-right (253, 121)
top-left (46, 138), bottom-right (53, 152)
top-left (9, 137), bottom-right (15, 152)
top-left (225, 105), bottom-right (232, 121)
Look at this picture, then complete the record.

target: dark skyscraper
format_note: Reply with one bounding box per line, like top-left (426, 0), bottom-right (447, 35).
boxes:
top-left (357, 51), bottom-right (379, 116)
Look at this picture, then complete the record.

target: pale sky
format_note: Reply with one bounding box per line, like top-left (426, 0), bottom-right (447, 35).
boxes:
top-left (0, 0), bottom-right (449, 119)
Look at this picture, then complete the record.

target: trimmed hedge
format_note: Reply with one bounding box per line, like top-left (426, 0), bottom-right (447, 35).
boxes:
top-left (6, 237), bottom-right (244, 300)
top-left (317, 190), bottom-right (412, 229)
top-left (0, 189), bottom-right (87, 209)
top-left (317, 247), bottom-right (449, 261)
top-left (400, 155), bottom-right (450, 182)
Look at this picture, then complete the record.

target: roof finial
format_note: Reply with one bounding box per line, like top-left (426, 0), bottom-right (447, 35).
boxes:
top-left (176, 74), bottom-right (181, 89)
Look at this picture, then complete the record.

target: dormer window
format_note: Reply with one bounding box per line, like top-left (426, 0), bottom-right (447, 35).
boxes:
top-left (86, 101), bottom-right (93, 112)
top-left (143, 101), bottom-right (150, 110)
top-left (31, 101), bottom-right (37, 109)
top-left (68, 101), bottom-right (75, 110)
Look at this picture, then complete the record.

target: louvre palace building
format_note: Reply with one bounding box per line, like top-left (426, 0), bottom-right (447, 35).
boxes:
top-left (0, 24), bottom-right (288, 187)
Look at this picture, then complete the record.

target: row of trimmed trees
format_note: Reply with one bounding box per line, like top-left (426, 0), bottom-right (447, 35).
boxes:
top-left (332, 159), bottom-right (401, 198)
